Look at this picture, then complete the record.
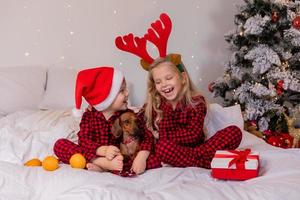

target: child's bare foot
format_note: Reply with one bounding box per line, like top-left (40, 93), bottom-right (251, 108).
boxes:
top-left (86, 163), bottom-right (104, 172)
top-left (105, 155), bottom-right (124, 171)
top-left (93, 155), bottom-right (124, 171)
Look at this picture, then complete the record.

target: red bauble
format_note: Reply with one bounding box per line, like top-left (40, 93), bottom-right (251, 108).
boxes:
top-left (271, 11), bottom-right (279, 22)
top-left (208, 82), bottom-right (215, 93)
top-left (292, 16), bottom-right (300, 30)
top-left (276, 80), bottom-right (284, 96)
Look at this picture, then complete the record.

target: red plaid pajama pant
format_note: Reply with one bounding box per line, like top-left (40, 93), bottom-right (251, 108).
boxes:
top-left (153, 125), bottom-right (242, 169)
top-left (53, 139), bottom-right (162, 170)
top-left (53, 139), bottom-right (97, 164)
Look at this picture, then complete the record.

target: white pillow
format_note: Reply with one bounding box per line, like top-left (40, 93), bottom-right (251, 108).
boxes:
top-left (204, 103), bottom-right (244, 139)
top-left (0, 66), bottom-right (47, 115)
top-left (39, 67), bottom-right (80, 109)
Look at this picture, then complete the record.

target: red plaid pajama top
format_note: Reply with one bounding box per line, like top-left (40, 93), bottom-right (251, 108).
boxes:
top-left (146, 95), bottom-right (242, 169)
top-left (53, 108), bottom-right (154, 164)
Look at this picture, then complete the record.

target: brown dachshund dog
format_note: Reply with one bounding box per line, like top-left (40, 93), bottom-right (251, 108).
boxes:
top-left (111, 111), bottom-right (143, 159)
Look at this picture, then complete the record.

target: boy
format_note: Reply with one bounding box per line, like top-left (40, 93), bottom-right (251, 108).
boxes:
top-left (54, 67), bottom-right (154, 174)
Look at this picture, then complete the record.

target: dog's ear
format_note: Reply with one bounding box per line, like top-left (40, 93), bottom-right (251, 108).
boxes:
top-left (111, 118), bottom-right (123, 138)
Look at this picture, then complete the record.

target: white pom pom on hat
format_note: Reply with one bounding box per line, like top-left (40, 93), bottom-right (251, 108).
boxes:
top-left (73, 66), bottom-right (124, 117)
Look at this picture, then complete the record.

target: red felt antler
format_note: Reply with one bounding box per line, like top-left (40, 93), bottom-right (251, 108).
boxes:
top-left (144, 13), bottom-right (172, 58)
top-left (115, 33), bottom-right (154, 65)
top-left (115, 13), bottom-right (173, 70)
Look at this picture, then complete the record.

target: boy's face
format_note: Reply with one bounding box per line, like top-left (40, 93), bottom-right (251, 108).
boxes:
top-left (109, 79), bottom-right (129, 111)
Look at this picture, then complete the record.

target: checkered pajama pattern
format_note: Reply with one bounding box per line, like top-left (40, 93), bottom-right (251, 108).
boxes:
top-left (155, 125), bottom-right (242, 169)
top-left (54, 109), bottom-right (121, 163)
top-left (148, 95), bottom-right (242, 169)
top-left (53, 108), bottom-right (156, 169)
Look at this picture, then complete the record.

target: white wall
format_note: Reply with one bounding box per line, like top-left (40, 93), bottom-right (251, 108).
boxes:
top-left (0, 0), bottom-right (241, 106)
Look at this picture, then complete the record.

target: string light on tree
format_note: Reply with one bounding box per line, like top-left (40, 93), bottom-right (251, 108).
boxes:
top-left (241, 11), bottom-right (249, 18)
top-left (239, 29), bottom-right (245, 36)
top-left (282, 61), bottom-right (289, 70)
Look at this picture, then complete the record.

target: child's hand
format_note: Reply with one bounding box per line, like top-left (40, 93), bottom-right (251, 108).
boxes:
top-left (131, 150), bottom-right (149, 175)
top-left (105, 145), bottom-right (120, 160)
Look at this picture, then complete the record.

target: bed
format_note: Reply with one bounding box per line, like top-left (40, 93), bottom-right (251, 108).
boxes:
top-left (0, 66), bottom-right (300, 200)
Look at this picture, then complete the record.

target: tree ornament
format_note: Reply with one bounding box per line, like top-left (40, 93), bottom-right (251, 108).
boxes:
top-left (292, 16), bottom-right (300, 30)
top-left (208, 82), bottom-right (215, 92)
top-left (276, 80), bottom-right (284, 96)
top-left (271, 11), bottom-right (279, 23)
top-left (285, 114), bottom-right (300, 148)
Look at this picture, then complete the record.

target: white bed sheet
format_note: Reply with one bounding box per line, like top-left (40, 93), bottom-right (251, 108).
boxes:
top-left (0, 110), bottom-right (300, 200)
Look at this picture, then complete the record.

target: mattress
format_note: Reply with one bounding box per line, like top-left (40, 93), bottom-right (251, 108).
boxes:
top-left (0, 109), bottom-right (299, 200)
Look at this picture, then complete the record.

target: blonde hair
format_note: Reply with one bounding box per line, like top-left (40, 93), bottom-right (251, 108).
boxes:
top-left (144, 56), bottom-right (203, 133)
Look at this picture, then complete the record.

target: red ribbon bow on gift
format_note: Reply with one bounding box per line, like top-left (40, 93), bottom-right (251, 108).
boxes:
top-left (214, 149), bottom-right (258, 170)
top-left (228, 149), bottom-right (251, 170)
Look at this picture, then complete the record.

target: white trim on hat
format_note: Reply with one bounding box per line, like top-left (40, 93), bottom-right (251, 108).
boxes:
top-left (72, 108), bottom-right (84, 118)
top-left (94, 69), bottom-right (124, 111)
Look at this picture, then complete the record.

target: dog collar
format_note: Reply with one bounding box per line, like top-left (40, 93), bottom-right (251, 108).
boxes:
top-left (122, 136), bottom-right (135, 145)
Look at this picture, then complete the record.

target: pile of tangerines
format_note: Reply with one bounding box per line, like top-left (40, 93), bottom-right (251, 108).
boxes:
top-left (24, 153), bottom-right (86, 171)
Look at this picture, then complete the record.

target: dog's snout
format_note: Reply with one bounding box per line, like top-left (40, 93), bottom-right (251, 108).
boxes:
top-left (119, 111), bottom-right (143, 140)
top-left (133, 125), bottom-right (141, 137)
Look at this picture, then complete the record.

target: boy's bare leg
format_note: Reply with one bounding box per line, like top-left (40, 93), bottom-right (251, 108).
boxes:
top-left (90, 155), bottom-right (124, 171)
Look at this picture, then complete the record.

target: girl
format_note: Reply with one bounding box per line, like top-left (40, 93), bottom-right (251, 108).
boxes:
top-left (54, 67), bottom-right (158, 174)
top-left (143, 56), bottom-right (242, 169)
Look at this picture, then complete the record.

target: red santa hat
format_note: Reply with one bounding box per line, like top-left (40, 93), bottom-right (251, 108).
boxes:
top-left (73, 66), bottom-right (124, 117)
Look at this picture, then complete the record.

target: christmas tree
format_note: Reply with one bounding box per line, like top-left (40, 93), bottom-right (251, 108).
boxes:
top-left (211, 0), bottom-right (300, 136)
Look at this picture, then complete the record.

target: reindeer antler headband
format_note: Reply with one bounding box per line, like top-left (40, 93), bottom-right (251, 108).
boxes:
top-left (115, 13), bottom-right (183, 72)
